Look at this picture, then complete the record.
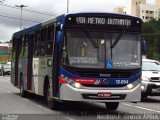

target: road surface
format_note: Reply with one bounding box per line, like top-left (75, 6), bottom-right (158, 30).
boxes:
top-left (0, 76), bottom-right (160, 120)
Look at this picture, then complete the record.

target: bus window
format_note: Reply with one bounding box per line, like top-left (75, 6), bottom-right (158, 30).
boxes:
top-left (22, 35), bottom-right (28, 57)
top-left (40, 43), bottom-right (46, 56)
top-left (41, 28), bottom-right (47, 42)
top-left (39, 28), bottom-right (47, 56)
top-left (35, 31), bottom-right (41, 57)
top-left (19, 37), bottom-right (22, 54)
top-left (12, 38), bottom-right (16, 58)
top-left (33, 34), bottom-right (38, 57)
top-left (46, 41), bottom-right (53, 56)
top-left (46, 25), bottom-right (54, 56)
top-left (48, 25), bottom-right (54, 40)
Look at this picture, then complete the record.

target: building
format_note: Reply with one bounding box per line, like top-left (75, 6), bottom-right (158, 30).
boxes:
top-left (114, 7), bottom-right (126, 14)
top-left (139, 4), bottom-right (159, 22)
top-left (114, 0), bottom-right (160, 22)
top-left (125, 0), bottom-right (146, 16)
top-left (155, 0), bottom-right (160, 17)
top-left (156, 0), bottom-right (160, 7)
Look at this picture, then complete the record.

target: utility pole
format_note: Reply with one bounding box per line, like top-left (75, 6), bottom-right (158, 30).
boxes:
top-left (67, 0), bottom-right (69, 13)
top-left (15, 5), bottom-right (27, 30)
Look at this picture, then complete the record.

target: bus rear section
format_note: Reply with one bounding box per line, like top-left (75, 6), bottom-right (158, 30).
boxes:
top-left (58, 13), bottom-right (142, 110)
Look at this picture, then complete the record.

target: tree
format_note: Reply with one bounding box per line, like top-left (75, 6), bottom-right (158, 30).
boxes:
top-left (143, 18), bottom-right (160, 60)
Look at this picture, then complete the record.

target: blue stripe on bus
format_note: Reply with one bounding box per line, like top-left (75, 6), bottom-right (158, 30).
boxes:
top-left (60, 66), bottom-right (141, 86)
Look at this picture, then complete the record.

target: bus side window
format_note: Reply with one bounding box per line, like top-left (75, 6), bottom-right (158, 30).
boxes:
top-left (22, 35), bottom-right (25, 56)
top-left (39, 28), bottom-right (47, 56)
top-left (62, 34), bottom-right (69, 64)
top-left (22, 35), bottom-right (28, 57)
top-left (35, 31), bottom-right (41, 57)
top-left (46, 25), bottom-right (54, 56)
top-left (19, 36), bottom-right (23, 55)
top-left (12, 38), bottom-right (16, 58)
top-left (33, 34), bottom-right (36, 57)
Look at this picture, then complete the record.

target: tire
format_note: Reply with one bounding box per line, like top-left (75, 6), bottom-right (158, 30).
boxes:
top-left (45, 81), bottom-right (59, 110)
top-left (141, 94), bottom-right (147, 101)
top-left (142, 92), bottom-right (147, 97)
top-left (20, 75), bottom-right (28, 98)
top-left (105, 102), bottom-right (119, 111)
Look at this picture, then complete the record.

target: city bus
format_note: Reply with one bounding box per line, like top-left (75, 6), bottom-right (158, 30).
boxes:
top-left (11, 13), bottom-right (143, 110)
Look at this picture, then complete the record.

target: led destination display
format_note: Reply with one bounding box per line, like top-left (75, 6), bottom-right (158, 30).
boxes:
top-left (66, 14), bottom-right (142, 32)
top-left (75, 17), bottom-right (132, 26)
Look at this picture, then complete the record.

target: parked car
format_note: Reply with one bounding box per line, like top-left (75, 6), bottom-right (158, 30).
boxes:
top-left (141, 59), bottom-right (160, 98)
top-left (0, 64), bottom-right (3, 76)
top-left (1, 62), bottom-right (11, 76)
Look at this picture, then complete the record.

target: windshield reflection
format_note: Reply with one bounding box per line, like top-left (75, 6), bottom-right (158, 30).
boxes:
top-left (62, 30), bottom-right (141, 69)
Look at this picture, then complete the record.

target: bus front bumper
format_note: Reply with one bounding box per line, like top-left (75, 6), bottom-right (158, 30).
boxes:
top-left (59, 83), bottom-right (141, 102)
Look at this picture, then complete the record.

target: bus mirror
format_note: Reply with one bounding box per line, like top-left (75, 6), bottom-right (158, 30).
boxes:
top-left (141, 37), bottom-right (147, 55)
top-left (56, 31), bottom-right (63, 51)
top-left (56, 31), bottom-right (62, 42)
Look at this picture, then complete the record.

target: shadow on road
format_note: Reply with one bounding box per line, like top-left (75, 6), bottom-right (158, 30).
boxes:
top-left (141, 96), bottom-right (160, 103)
top-left (13, 92), bottom-right (130, 116)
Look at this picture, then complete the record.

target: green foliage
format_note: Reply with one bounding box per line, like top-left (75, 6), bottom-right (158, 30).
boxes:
top-left (143, 18), bottom-right (160, 60)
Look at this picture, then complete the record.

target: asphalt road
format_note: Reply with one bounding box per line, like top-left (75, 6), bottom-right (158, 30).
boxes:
top-left (0, 76), bottom-right (160, 120)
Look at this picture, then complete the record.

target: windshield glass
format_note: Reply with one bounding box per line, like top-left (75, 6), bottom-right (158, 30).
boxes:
top-left (142, 61), bottom-right (160, 71)
top-left (110, 33), bottom-right (141, 68)
top-left (62, 29), bottom-right (141, 69)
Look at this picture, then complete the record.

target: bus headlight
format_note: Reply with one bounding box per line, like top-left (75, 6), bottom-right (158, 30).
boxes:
top-left (127, 80), bottom-right (140, 90)
top-left (127, 84), bottom-right (134, 89)
top-left (74, 82), bottom-right (81, 89)
top-left (61, 75), bottom-right (82, 89)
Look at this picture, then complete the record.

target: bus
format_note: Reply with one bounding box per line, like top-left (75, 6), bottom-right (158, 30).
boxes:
top-left (11, 13), bottom-right (143, 110)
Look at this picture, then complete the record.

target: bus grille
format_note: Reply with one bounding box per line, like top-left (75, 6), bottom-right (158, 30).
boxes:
top-left (74, 71), bottom-right (134, 78)
top-left (62, 65), bottom-right (140, 78)
top-left (82, 84), bottom-right (126, 88)
top-left (82, 94), bottom-right (126, 100)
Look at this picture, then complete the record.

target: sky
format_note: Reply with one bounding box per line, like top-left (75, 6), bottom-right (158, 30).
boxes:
top-left (0, 0), bottom-right (154, 42)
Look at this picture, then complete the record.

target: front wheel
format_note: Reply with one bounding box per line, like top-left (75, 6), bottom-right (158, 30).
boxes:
top-left (45, 82), bottom-right (59, 110)
top-left (105, 102), bottom-right (119, 111)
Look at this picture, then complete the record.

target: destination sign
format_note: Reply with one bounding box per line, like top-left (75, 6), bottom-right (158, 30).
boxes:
top-left (75, 17), bottom-right (132, 26)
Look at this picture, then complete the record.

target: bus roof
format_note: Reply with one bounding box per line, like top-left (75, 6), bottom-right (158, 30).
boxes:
top-left (13, 23), bottom-right (41, 37)
top-left (64, 12), bottom-right (141, 19)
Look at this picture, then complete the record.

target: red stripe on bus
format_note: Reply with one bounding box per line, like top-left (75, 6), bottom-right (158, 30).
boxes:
top-left (72, 78), bottom-right (96, 85)
top-left (59, 78), bottom-right (67, 84)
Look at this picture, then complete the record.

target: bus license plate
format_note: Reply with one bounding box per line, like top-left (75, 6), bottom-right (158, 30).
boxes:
top-left (98, 92), bottom-right (112, 97)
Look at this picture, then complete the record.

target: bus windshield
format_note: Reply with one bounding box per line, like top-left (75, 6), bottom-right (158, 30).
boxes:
top-left (62, 29), bottom-right (141, 69)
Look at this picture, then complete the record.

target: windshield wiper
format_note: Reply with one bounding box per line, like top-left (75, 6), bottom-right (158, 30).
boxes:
top-left (111, 30), bottom-right (126, 48)
top-left (82, 28), bottom-right (98, 48)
